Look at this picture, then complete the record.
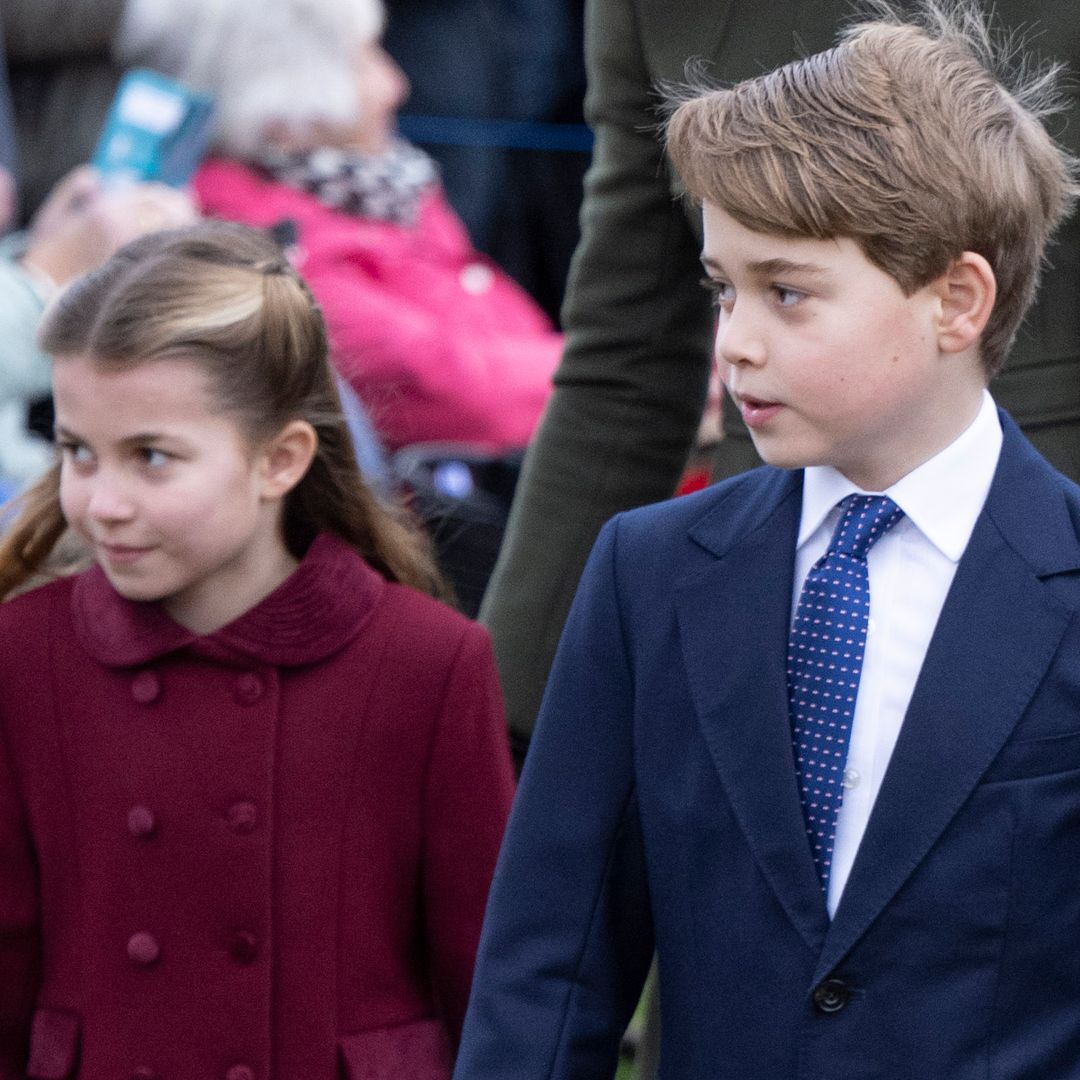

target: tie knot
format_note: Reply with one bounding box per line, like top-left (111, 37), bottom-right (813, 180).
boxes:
top-left (827, 494), bottom-right (904, 560)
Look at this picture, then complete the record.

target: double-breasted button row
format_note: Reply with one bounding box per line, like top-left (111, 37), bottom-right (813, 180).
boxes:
top-left (226, 801), bottom-right (258, 834)
top-left (130, 671), bottom-right (161, 705)
top-left (227, 931), bottom-right (259, 965)
top-left (127, 805), bottom-right (158, 838)
top-left (127, 931), bottom-right (161, 966)
top-left (127, 929), bottom-right (259, 967)
top-left (130, 1066), bottom-right (253, 1080)
top-left (127, 802), bottom-right (259, 838)
top-left (131, 670), bottom-right (268, 706)
top-left (234, 673), bottom-right (264, 704)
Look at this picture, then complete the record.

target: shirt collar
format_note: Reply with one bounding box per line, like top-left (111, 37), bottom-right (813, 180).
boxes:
top-left (798, 390), bottom-right (1003, 562)
top-left (72, 531), bottom-right (387, 668)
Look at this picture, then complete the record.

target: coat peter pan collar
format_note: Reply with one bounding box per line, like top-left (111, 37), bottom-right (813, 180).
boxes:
top-left (72, 532), bottom-right (386, 668)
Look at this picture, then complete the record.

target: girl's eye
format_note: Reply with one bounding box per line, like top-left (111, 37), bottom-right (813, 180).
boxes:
top-left (141, 448), bottom-right (172, 468)
top-left (774, 286), bottom-right (805, 307)
top-left (57, 441), bottom-right (93, 466)
top-left (701, 277), bottom-right (735, 310)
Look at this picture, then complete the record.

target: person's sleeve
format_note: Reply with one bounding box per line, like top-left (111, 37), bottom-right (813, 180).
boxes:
top-left (454, 516), bottom-right (654, 1078)
top-left (0, 711), bottom-right (41, 1080)
top-left (0, 20), bottom-right (18, 181)
top-left (303, 248), bottom-right (561, 453)
top-left (421, 621), bottom-right (516, 1047)
top-left (0, 245), bottom-right (55, 400)
top-left (478, 0), bottom-right (715, 751)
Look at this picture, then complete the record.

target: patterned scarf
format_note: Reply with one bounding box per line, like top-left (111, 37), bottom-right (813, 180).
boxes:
top-left (260, 139), bottom-right (439, 227)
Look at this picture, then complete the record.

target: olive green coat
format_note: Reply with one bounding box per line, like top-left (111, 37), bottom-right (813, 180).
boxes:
top-left (481, 0), bottom-right (1080, 747)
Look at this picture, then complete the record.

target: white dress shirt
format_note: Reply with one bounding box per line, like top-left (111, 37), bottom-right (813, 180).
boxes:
top-left (792, 391), bottom-right (1003, 916)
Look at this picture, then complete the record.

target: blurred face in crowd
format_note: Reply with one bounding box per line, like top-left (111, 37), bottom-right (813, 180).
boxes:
top-left (348, 39), bottom-right (411, 153)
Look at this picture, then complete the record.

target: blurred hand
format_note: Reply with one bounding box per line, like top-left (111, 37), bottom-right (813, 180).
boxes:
top-left (20, 165), bottom-right (197, 288)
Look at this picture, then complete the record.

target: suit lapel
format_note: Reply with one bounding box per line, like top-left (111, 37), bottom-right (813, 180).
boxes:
top-left (675, 468), bottom-right (830, 953)
top-left (816, 417), bottom-right (1080, 981)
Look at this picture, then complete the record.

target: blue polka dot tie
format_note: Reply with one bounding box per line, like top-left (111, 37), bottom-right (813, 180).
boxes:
top-left (787, 494), bottom-right (905, 890)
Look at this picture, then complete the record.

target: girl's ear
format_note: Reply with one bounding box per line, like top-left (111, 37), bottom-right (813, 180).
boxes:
top-left (934, 251), bottom-right (997, 355)
top-left (259, 420), bottom-right (318, 500)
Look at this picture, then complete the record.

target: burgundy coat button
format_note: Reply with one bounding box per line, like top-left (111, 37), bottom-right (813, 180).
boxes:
top-left (131, 671), bottom-right (161, 705)
top-left (225, 802), bottom-right (257, 835)
top-left (132, 1068), bottom-right (158, 1080)
top-left (227, 930), bottom-right (259, 964)
top-left (127, 931), bottom-right (161, 966)
top-left (127, 805), bottom-right (157, 839)
top-left (225, 1066), bottom-right (255, 1080)
top-left (234, 673), bottom-right (264, 705)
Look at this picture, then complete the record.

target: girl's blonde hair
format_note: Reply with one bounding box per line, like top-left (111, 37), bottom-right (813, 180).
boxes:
top-left (0, 221), bottom-right (447, 602)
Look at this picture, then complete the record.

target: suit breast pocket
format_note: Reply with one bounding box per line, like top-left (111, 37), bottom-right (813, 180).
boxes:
top-left (982, 728), bottom-right (1080, 783)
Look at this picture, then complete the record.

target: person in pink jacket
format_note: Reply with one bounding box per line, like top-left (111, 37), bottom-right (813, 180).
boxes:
top-left (0, 221), bottom-right (515, 1079)
top-left (117, 0), bottom-right (562, 454)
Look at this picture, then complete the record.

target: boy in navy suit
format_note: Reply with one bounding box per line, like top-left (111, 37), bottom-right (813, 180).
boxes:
top-left (455, 3), bottom-right (1080, 1077)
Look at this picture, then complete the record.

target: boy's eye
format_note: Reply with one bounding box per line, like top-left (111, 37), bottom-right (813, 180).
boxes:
top-left (774, 285), bottom-right (805, 307)
top-left (700, 277), bottom-right (735, 310)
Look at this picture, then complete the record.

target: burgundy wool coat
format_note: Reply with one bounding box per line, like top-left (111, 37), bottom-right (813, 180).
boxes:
top-left (0, 533), bottom-right (515, 1080)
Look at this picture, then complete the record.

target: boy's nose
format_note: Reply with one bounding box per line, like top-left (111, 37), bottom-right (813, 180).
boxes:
top-left (715, 306), bottom-right (766, 367)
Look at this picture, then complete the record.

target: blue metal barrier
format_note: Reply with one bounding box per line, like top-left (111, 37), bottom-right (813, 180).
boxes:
top-left (398, 115), bottom-right (594, 153)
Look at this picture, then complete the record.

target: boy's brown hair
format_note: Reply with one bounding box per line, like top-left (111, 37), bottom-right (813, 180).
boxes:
top-left (665, 0), bottom-right (1079, 377)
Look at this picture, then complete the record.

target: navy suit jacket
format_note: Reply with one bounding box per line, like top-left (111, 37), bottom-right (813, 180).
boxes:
top-left (455, 413), bottom-right (1080, 1079)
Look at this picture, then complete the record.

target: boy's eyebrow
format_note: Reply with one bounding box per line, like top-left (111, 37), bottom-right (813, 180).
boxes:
top-left (701, 255), bottom-right (830, 277)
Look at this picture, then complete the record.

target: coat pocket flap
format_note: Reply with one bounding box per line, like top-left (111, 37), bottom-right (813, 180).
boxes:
top-left (27, 1007), bottom-right (80, 1079)
top-left (338, 1018), bottom-right (452, 1080)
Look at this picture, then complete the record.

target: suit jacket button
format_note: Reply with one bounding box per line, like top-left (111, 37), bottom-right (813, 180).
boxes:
top-left (228, 930), bottom-right (259, 964)
top-left (226, 801), bottom-right (257, 835)
top-left (127, 805), bottom-right (158, 838)
top-left (234, 673), bottom-right (264, 704)
top-left (131, 671), bottom-right (161, 705)
top-left (225, 1065), bottom-right (255, 1080)
top-left (813, 978), bottom-right (850, 1014)
top-left (127, 931), bottom-right (161, 966)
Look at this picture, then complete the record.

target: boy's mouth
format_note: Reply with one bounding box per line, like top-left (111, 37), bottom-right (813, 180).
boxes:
top-left (734, 392), bottom-right (783, 428)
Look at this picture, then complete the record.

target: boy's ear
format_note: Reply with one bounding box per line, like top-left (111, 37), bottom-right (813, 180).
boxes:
top-left (258, 419), bottom-right (318, 500)
top-left (933, 251), bottom-right (997, 355)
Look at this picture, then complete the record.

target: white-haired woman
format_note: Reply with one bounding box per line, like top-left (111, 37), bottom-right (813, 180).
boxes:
top-left (118, 0), bottom-right (561, 453)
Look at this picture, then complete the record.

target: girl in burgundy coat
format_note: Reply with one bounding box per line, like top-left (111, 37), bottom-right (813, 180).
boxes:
top-left (0, 221), bottom-right (515, 1080)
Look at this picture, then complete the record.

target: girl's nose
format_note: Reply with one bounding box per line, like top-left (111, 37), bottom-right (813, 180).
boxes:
top-left (86, 477), bottom-right (136, 523)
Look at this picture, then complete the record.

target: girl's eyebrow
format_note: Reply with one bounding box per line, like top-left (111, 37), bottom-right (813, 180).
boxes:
top-left (52, 424), bottom-right (175, 447)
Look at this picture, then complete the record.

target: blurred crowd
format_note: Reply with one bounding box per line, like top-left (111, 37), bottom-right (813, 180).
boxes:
top-left (0, 0), bottom-right (588, 609)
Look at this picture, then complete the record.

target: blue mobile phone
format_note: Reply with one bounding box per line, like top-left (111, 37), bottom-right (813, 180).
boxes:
top-left (92, 69), bottom-right (214, 187)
